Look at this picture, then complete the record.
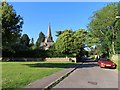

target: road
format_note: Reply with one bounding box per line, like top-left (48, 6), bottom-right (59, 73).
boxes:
top-left (53, 62), bottom-right (118, 88)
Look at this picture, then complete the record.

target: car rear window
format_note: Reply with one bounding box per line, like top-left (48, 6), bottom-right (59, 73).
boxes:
top-left (101, 60), bottom-right (111, 62)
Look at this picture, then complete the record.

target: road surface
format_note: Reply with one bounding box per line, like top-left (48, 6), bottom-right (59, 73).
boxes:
top-left (53, 62), bottom-right (118, 88)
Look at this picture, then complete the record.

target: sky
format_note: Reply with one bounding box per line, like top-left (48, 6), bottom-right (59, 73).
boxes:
top-left (9, 2), bottom-right (112, 43)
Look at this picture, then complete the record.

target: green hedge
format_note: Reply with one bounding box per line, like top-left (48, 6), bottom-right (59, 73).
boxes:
top-left (2, 48), bottom-right (46, 58)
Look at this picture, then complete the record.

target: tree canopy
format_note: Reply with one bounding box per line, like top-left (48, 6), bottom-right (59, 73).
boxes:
top-left (36, 32), bottom-right (45, 47)
top-left (2, 2), bottom-right (23, 49)
top-left (55, 29), bottom-right (93, 55)
top-left (20, 34), bottom-right (30, 47)
top-left (88, 3), bottom-right (119, 55)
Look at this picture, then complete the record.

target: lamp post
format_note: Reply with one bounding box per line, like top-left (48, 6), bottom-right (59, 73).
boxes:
top-left (112, 15), bottom-right (120, 54)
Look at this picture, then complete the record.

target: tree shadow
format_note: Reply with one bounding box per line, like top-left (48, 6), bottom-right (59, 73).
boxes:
top-left (23, 62), bottom-right (80, 68)
top-left (23, 61), bottom-right (99, 69)
top-left (79, 63), bottom-right (99, 68)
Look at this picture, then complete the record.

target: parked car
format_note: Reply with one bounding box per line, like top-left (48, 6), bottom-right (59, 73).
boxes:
top-left (98, 58), bottom-right (117, 69)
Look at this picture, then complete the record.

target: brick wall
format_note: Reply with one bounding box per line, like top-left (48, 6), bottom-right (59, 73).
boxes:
top-left (45, 58), bottom-right (70, 62)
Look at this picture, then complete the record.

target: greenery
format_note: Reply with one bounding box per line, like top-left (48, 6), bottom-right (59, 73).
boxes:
top-left (54, 29), bottom-right (93, 59)
top-left (112, 60), bottom-right (120, 71)
top-left (2, 2), bottom-right (120, 59)
top-left (2, 48), bottom-right (46, 59)
top-left (88, 3), bottom-right (119, 55)
top-left (2, 62), bottom-right (75, 89)
top-left (20, 34), bottom-right (30, 47)
top-left (2, 2), bottom-right (23, 49)
top-left (36, 32), bottom-right (45, 47)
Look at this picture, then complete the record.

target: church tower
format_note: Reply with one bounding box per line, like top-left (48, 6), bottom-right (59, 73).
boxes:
top-left (44, 24), bottom-right (54, 50)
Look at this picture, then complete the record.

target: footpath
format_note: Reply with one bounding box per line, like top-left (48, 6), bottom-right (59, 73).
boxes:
top-left (24, 63), bottom-right (81, 89)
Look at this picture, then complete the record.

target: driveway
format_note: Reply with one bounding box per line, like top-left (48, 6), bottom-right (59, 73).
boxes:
top-left (53, 62), bottom-right (118, 89)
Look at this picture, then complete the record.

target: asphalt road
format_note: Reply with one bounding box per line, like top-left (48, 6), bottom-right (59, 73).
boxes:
top-left (53, 62), bottom-right (118, 88)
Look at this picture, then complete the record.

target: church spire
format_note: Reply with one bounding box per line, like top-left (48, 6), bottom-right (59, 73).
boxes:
top-left (47, 23), bottom-right (52, 38)
top-left (44, 23), bottom-right (54, 43)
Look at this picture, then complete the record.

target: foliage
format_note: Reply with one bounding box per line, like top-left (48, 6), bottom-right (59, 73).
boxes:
top-left (36, 32), bottom-right (45, 47)
top-left (0, 3), bottom-right (2, 49)
top-left (72, 29), bottom-right (88, 53)
top-left (115, 16), bottom-right (120, 54)
top-left (55, 29), bottom-right (93, 55)
top-left (112, 60), bottom-right (120, 71)
top-left (55, 30), bottom-right (73, 54)
top-left (46, 49), bottom-right (66, 58)
top-left (88, 3), bottom-right (119, 55)
top-left (2, 2), bottom-right (23, 49)
top-left (20, 34), bottom-right (30, 47)
top-left (56, 30), bottom-right (65, 37)
top-left (29, 38), bottom-right (34, 47)
top-left (2, 48), bottom-right (47, 59)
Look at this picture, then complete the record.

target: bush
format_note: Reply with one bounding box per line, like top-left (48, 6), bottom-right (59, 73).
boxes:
top-left (46, 49), bottom-right (66, 58)
top-left (46, 49), bottom-right (76, 58)
top-left (2, 48), bottom-right (47, 58)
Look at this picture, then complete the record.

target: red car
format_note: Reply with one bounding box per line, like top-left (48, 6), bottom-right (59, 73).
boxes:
top-left (98, 58), bottom-right (117, 68)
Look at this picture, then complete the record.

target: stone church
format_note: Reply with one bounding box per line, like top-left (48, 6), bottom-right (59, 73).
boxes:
top-left (41, 24), bottom-right (54, 50)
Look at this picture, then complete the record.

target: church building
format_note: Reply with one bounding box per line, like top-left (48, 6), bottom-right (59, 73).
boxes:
top-left (43, 24), bottom-right (54, 50)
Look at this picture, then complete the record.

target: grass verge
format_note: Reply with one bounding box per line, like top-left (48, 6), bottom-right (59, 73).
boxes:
top-left (112, 60), bottom-right (120, 71)
top-left (2, 61), bottom-right (74, 89)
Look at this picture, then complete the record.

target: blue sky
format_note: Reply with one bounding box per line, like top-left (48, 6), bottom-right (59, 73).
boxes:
top-left (9, 2), bottom-right (111, 43)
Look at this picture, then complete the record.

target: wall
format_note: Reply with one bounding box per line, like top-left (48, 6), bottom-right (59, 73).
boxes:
top-left (45, 58), bottom-right (70, 62)
top-left (111, 54), bottom-right (120, 60)
top-left (1, 57), bottom-right (77, 62)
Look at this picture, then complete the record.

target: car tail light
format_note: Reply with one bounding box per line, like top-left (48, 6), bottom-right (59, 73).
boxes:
top-left (112, 63), bottom-right (116, 66)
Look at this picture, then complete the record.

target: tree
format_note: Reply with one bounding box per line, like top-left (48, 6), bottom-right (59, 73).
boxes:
top-left (36, 32), bottom-right (45, 47)
top-left (2, 1), bottom-right (23, 49)
top-left (56, 30), bottom-right (64, 37)
top-left (115, 19), bottom-right (120, 54)
top-left (20, 34), bottom-right (30, 47)
top-left (0, 2), bottom-right (2, 50)
top-left (55, 29), bottom-right (89, 55)
top-left (55, 30), bottom-right (73, 54)
top-left (30, 38), bottom-right (34, 45)
top-left (88, 3), bottom-right (118, 55)
top-left (29, 38), bottom-right (34, 48)
top-left (72, 29), bottom-right (88, 53)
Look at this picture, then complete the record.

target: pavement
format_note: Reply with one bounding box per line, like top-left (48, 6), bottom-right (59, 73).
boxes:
top-left (24, 63), bottom-right (80, 89)
top-left (24, 60), bottom-right (119, 90)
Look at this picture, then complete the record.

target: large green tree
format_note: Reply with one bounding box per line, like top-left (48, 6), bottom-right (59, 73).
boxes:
top-left (88, 3), bottom-right (119, 55)
top-left (55, 30), bottom-right (73, 54)
top-left (20, 34), bottom-right (30, 47)
top-left (55, 29), bottom-right (92, 55)
top-left (36, 32), bottom-right (45, 47)
top-left (0, 2), bottom-right (2, 50)
top-left (2, 2), bottom-right (23, 48)
top-left (72, 29), bottom-right (88, 53)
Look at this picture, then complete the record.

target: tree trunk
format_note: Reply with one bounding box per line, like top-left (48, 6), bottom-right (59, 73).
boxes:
top-left (112, 41), bottom-right (115, 54)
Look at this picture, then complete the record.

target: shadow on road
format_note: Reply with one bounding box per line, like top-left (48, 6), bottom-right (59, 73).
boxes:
top-left (79, 63), bottom-right (99, 68)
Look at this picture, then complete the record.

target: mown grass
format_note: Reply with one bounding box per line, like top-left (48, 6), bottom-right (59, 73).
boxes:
top-left (112, 60), bottom-right (120, 71)
top-left (2, 62), bottom-right (74, 89)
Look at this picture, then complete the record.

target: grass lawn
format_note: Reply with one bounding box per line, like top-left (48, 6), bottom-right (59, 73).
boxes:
top-left (2, 61), bottom-right (75, 89)
top-left (112, 60), bottom-right (120, 71)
